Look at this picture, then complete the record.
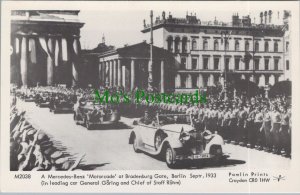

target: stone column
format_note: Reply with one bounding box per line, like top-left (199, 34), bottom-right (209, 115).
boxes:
top-left (47, 37), bottom-right (55, 86)
top-left (20, 36), bottom-right (28, 87)
top-left (130, 59), bottom-right (135, 90)
top-left (122, 65), bottom-right (126, 88)
top-left (105, 61), bottom-right (109, 87)
top-left (109, 60), bottom-right (113, 87)
top-left (160, 60), bottom-right (165, 93)
top-left (113, 59), bottom-right (118, 86)
top-left (72, 37), bottom-right (80, 87)
top-left (102, 62), bottom-right (106, 86)
top-left (98, 62), bottom-right (103, 86)
top-left (118, 59), bottom-right (122, 86)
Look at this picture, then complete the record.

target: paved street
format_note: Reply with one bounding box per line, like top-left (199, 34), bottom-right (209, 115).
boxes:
top-left (16, 100), bottom-right (291, 170)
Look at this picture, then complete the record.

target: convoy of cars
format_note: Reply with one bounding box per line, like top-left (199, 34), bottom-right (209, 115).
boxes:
top-left (15, 87), bottom-right (228, 168)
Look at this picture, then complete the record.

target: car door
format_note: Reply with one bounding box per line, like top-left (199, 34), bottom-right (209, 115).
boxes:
top-left (138, 124), bottom-right (157, 148)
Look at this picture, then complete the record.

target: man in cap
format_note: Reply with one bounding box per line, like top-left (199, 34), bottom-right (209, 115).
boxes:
top-left (237, 103), bottom-right (248, 146)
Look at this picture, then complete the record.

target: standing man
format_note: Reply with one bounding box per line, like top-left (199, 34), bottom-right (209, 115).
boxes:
top-left (237, 103), bottom-right (248, 146)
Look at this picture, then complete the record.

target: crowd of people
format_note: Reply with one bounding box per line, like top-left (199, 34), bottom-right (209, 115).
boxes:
top-left (10, 101), bottom-right (84, 171)
top-left (13, 85), bottom-right (292, 158)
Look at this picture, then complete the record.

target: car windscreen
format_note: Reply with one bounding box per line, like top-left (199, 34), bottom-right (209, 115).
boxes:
top-left (158, 115), bottom-right (191, 125)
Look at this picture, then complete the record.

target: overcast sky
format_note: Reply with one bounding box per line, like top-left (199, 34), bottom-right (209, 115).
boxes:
top-left (77, 1), bottom-right (288, 49)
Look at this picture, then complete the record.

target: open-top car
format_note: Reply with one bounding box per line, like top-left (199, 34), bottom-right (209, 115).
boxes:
top-left (35, 92), bottom-right (51, 107)
top-left (129, 113), bottom-right (227, 168)
top-left (49, 94), bottom-right (75, 113)
top-left (73, 100), bottom-right (120, 130)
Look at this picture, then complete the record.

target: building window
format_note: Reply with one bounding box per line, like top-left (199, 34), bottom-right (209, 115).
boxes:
top-left (235, 58), bottom-right (240, 70)
top-left (255, 41), bottom-right (259, 52)
top-left (245, 41), bottom-right (249, 51)
top-left (203, 57), bottom-right (209, 69)
top-left (203, 39), bottom-right (208, 50)
top-left (274, 42), bottom-right (278, 52)
top-left (214, 40), bottom-right (219, 50)
top-left (235, 40), bottom-right (240, 51)
top-left (274, 59), bottom-right (279, 70)
top-left (181, 75), bottom-right (186, 88)
top-left (186, 75), bottom-right (192, 88)
top-left (254, 58), bottom-right (260, 70)
top-left (167, 36), bottom-right (173, 51)
top-left (264, 41), bottom-right (269, 52)
top-left (225, 58), bottom-right (230, 71)
top-left (225, 40), bottom-right (229, 51)
top-left (182, 37), bottom-right (187, 53)
top-left (286, 42), bottom-right (289, 52)
top-left (265, 59), bottom-right (269, 70)
top-left (245, 60), bottom-right (249, 70)
top-left (181, 58), bottom-right (186, 69)
top-left (192, 58), bottom-right (198, 69)
top-left (192, 39), bottom-right (197, 50)
top-left (265, 76), bottom-right (269, 85)
top-left (192, 75), bottom-right (197, 88)
top-left (174, 37), bottom-right (180, 53)
top-left (214, 58), bottom-right (219, 70)
top-left (286, 60), bottom-right (289, 70)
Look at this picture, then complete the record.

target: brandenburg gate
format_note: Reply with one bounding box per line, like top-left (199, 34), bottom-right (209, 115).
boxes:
top-left (11, 10), bottom-right (84, 87)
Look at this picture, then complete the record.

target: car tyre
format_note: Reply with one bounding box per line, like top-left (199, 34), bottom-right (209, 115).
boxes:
top-left (132, 135), bottom-right (141, 153)
top-left (85, 118), bottom-right (92, 130)
top-left (165, 144), bottom-right (178, 169)
top-left (154, 132), bottom-right (166, 151)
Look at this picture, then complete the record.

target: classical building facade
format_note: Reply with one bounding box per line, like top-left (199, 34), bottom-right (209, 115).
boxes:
top-left (11, 10), bottom-right (84, 87)
top-left (83, 42), bottom-right (174, 92)
top-left (283, 10), bottom-right (291, 80)
top-left (142, 11), bottom-right (288, 92)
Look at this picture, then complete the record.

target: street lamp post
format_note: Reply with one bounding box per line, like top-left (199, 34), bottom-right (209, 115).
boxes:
top-left (148, 10), bottom-right (154, 92)
top-left (221, 31), bottom-right (231, 101)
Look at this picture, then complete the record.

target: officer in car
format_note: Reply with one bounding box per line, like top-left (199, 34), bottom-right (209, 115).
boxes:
top-left (139, 110), bottom-right (153, 125)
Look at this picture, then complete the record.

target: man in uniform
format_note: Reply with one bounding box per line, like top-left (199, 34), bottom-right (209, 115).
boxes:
top-left (230, 102), bottom-right (239, 144)
top-left (222, 103), bottom-right (232, 142)
top-left (237, 103), bottom-right (248, 146)
top-left (246, 104), bottom-right (256, 148)
top-left (217, 104), bottom-right (225, 136)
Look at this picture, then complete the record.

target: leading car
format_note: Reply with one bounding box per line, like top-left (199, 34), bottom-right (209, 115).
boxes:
top-left (129, 113), bottom-right (227, 168)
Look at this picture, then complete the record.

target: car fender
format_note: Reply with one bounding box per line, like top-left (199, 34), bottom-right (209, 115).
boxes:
top-left (129, 130), bottom-right (143, 147)
top-left (204, 134), bottom-right (224, 153)
top-left (157, 136), bottom-right (183, 153)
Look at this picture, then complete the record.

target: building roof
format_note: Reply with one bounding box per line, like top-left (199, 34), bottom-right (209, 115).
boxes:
top-left (141, 12), bottom-right (285, 37)
top-left (86, 41), bottom-right (173, 59)
top-left (11, 10), bottom-right (84, 26)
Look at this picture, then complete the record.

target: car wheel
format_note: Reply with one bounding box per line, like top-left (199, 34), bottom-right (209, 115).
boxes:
top-left (132, 135), bottom-right (140, 153)
top-left (210, 145), bottom-right (223, 165)
top-left (154, 133), bottom-right (165, 151)
top-left (165, 144), bottom-right (178, 168)
top-left (85, 118), bottom-right (92, 130)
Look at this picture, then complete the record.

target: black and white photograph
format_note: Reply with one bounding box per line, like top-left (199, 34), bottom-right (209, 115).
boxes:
top-left (1, 1), bottom-right (300, 193)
